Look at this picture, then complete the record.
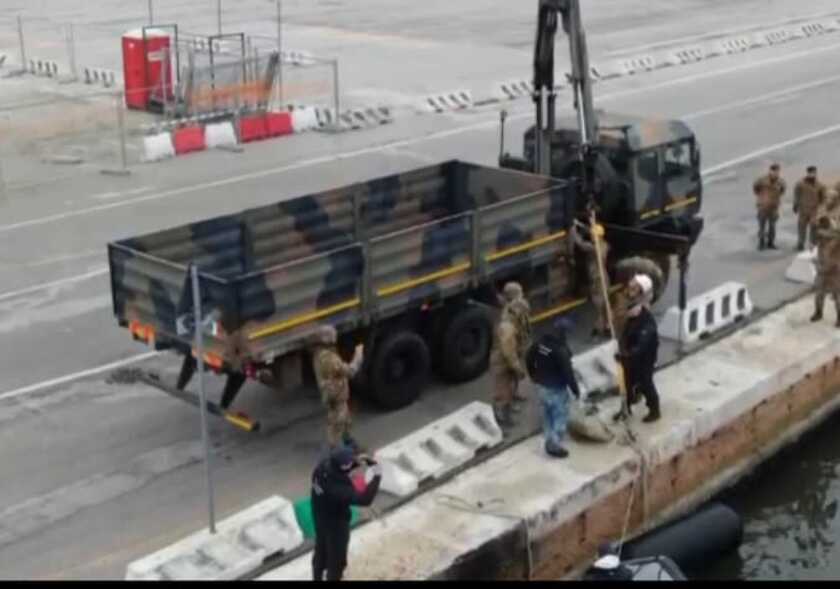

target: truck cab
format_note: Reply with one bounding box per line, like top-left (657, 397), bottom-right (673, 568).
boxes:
top-left (503, 112), bottom-right (704, 256)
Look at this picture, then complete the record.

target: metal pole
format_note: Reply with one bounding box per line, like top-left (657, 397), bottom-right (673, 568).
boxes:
top-left (116, 92), bottom-right (128, 172)
top-left (17, 15), bottom-right (26, 74)
top-left (67, 23), bottom-right (78, 80)
top-left (217, 0), bottom-right (222, 35)
top-left (276, 0), bottom-right (283, 105)
top-left (148, 0), bottom-right (154, 24)
top-left (191, 264), bottom-right (216, 535)
top-left (332, 58), bottom-right (340, 132)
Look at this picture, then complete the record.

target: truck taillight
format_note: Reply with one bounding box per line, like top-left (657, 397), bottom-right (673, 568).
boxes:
top-left (129, 321), bottom-right (156, 344)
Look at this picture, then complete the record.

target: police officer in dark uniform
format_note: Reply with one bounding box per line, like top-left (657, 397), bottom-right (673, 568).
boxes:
top-left (311, 446), bottom-right (382, 581)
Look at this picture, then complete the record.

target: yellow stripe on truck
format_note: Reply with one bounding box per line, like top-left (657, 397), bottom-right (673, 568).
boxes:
top-left (664, 196), bottom-right (698, 212)
top-left (377, 262), bottom-right (471, 297)
top-left (248, 298), bottom-right (361, 341)
top-left (486, 230), bottom-right (567, 262)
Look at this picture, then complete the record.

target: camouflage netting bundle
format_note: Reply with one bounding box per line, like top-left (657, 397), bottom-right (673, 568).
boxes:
top-left (568, 399), bottom-right (615, 443)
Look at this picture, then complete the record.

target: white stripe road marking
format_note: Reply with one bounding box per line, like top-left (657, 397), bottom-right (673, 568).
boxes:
top-left (702, 122), bottom-right (840, 176)
top-left (2, 40), bottom-right (840, 235)
top-left (682, 73), bottom-right (840, 121)
top-left (0, 351), bottom-right (160, 402)
top-left (0, 268), bottom-right (108, 302)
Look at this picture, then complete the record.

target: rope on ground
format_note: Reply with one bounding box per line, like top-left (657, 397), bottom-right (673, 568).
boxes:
top-left (434, 493), bottom-right (534, 580)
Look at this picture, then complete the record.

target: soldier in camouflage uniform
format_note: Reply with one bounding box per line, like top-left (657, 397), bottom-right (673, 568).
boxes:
top-left (311, 325), bottom-right (365, 448)
top-left (493, 282), bottom-right (531, 429)
top-left (810, 190), bottom-right (840, 326)
top-left (793, 166), bottom-right (827, 251)
top-left (753, 163), bottom-right (787, 250)
top-left (572, 220), bottom-right (611, 338)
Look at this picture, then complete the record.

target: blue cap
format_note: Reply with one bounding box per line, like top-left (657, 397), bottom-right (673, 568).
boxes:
top-left (329, 446), bottom-right (355, 471)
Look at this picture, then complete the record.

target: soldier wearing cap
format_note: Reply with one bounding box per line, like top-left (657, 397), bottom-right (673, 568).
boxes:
top-left (311, 325), bottom-right (364, 448)
top-left (793, 165), bottom-right (827, 251)
top-left (811, 189), bottom-right (840, 327)
top-left (492, 282), bottom-right (532, 429)
top-left (614, 274), bottom-right (661, 423)
top-left (753, 163), bottom-right (787, 250)
top-left (572, 219), bottom-right (612, 338)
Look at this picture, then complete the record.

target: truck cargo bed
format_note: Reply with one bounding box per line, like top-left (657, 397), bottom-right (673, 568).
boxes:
top-left (108, 160), bottom-right (571, 368)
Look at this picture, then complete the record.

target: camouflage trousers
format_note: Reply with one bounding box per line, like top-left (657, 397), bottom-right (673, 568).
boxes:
top-left (757, 210), bottom-right (778, 245)
top-left (797, 216), bottom-right (818, 249)
top-left (814, 270), bottom-right (840, 318)
top-left (326, 401), bottom-right (352, 448)
top-left (493, 368), bottom-right (522, 407)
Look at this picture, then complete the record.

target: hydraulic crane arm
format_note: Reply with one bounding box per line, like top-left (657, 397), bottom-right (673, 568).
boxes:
top-left (533, 0), bottom-right (598, 177)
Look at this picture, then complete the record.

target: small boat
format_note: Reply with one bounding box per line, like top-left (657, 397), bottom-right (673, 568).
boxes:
top-left (581, 502), bottom-right (742, 581)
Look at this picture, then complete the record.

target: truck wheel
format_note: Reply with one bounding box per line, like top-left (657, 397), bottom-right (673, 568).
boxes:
top-left (369, 330), bottom-right (430, 410)
top-left (435, 305), bottom-right (493, 383)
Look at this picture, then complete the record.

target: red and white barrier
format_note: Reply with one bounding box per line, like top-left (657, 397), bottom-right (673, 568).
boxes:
top-left (141, 110), bottom-right (296, 162)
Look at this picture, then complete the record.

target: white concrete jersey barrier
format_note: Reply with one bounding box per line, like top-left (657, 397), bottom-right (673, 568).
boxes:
top-left (619, 55), bottom-right (657, 75)
top-left (84, 67), bottom-right (117, 87)
top-left (497, 80), bottom-right (533, 100)
top-left (291, 106), bottom-right (319, 132)
top-left (29, 59), bottom-right (58, 77)
top-left (204, 121), bottom-right (238, 149)
top-left (589, 62), bottom-right (622, 80)
top-left (424, 90), bottom-right (474, 113)
top-left (718, 37), bottom-right (753, 54)
top-left (143, 132), bottom-right (176, 162)
top-left (572, 339), bottom-right (619, 397)
top-left (659, 281), bottom-right (753, 344)
top-left (765, 28), bottom-right (794, 45)
top-left (126, 496), bottom-right (303, 580)
top-left (374, 401), bottom-right (503, 497)
top-left (668, 46), bottom-right (706, 66)
top-left (785, 250), bottom-right (817, 284)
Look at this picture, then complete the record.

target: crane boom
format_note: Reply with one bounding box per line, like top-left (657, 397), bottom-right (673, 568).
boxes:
top-left (533, 0), bottom-right (597, 177)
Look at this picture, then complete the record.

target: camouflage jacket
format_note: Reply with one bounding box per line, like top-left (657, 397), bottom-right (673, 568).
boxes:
top-left (494, 305), bottom-right (530, 376)
top-left (312, 345), bottom-right (362, 406)
top-left (793, 179), bottom-right (826, 220)
top-left (573, 225), bottom-right (610, 285)
top-left (815, 221), bottom-right (840, 275)
top-left (753, 174), bottom-right (787, 213)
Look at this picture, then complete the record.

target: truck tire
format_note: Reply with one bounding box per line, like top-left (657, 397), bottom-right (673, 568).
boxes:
top-left (435, 305), bottom-right (494, 383)
top-left (369, 330), bottom-right (430, 410)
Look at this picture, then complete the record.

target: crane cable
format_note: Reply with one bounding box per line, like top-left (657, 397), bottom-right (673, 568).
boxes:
top-left (586, 208), bottom-right (650, 550)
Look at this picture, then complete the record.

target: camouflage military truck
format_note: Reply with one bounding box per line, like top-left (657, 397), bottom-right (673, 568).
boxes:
top-left (109, 161), bottom-right (625, 412)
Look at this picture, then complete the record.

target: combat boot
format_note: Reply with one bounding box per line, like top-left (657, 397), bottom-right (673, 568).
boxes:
top-left (811, 310), bottom-right (823, 322)
top-left (642, 408), bottom-right (661, 423)
top-left (493, 404), bottom-right (515, 430)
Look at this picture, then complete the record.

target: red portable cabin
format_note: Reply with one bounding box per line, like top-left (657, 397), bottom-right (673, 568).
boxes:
top-left (122, 28), bottom-right (174, 111)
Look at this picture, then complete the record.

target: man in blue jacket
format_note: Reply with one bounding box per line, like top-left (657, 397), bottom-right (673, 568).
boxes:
top-left (527, 318), bottom-right (582, 458)
top-left (311, 446), bottom-right (383, 581)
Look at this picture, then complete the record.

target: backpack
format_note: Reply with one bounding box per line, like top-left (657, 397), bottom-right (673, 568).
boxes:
top-left (525, 339), bottom-right (541, 381)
